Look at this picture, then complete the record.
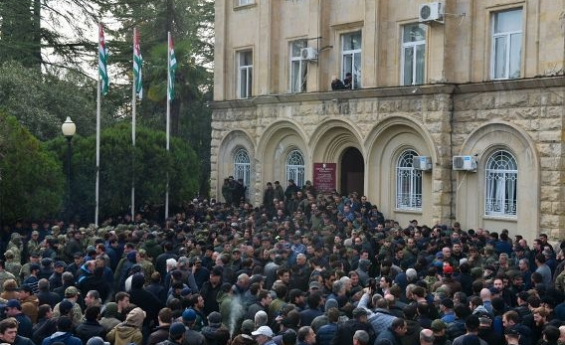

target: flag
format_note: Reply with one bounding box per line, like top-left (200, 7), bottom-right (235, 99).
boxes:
top-left (133, 29), bottom-right (143, 100)
top-left (99, 24), bottom-right (109, 95)
top-left (168, 34), bottom-right (177, 101)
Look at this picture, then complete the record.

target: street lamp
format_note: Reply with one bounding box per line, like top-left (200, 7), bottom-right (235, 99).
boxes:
top-left (61, 117), bottom-right (76, 225)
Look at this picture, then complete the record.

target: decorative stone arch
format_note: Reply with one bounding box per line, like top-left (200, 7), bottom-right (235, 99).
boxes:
top-left (256, 120), bottom-right (309, 184)
top-left (309, 119), bottom-right (364, 194)
top-left (216, 130), bottom-right (256, 202)
top-left (364, 116), bottom-right (436, 225)
top-left (310, 119), bottom-right (364, 162)
top-left (456, 121), bottom-right (540, 244)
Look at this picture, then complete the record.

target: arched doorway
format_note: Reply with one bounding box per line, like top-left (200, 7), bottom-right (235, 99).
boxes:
top-left (340, 147), bottom-right (364, 196)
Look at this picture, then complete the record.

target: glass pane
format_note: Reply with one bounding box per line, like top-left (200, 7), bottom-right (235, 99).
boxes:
top-left (494, 37), bottom-right (507, 78)
top-left (403, 24), bottom-right (426, 43)
top-left (240, 69), bottom-right (248, 98)
top-left (415, 44), bottom-right (425, 84)
top-left (403, 47), bottom-right (414, 85)
top-left (343, 54), bottom-right (353, 77)
top-left (247, 68), bottom-right (252, 97)
top-left (343, 32), bottom-right (362, 50)
top-left (291, 61), bottom-right (300, 92)
top-left (509, 33), bottom-right (522, 78)
top-left (494, 9), bottom-right (522, 33)
top-left (353, 53), bottom-right (361, 89)
top-left (241, 51), bottom-right (252, 66)
top-left (291, 40), bottom-right (306, 57)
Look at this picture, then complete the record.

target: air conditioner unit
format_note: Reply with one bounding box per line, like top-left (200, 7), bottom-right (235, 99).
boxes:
top-left (413, 156), bottom-right (432, 171)
top-left (300, 47), bottom-right (318, 61)
top-left (452, 156), bottom-right (477, 171)
top-left (419, 2), bottom-right (444, 23)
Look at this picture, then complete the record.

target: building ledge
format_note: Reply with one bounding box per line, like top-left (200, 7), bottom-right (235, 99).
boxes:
top-left (210, 76), bottom-right (565, 110)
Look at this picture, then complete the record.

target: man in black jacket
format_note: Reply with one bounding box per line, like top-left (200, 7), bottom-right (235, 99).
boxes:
top-left (331, 308), bottom-right (375, 345)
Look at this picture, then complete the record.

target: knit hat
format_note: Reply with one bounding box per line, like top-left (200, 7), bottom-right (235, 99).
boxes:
top-left (431, 319), bottom-right (447, 332)
top-left (208, 311), bottom-right (222, 326)
top-left (104, 302), bottom-right (118, 318)
top-left (182, 308), bottom-right (197, 322)
top-left (241, 319), bottom-right (255, 333)
top-left (169, 322), bottom-right (186, 338)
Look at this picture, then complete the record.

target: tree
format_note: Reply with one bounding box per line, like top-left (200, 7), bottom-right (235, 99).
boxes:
top-left (0, 0), bottom-right (106, 69)
top-left (0, 111), bottom-right (65, 226)
top-left (100, 0), bottom-right (214, 196)
top-left (0, 61), bottom-right (118, 141)
top-left (45, 123), bottom-right (201, 223)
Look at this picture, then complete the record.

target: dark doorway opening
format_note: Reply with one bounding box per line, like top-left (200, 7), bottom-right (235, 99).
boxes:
top-left (340, 147), bottom-right (364, 196)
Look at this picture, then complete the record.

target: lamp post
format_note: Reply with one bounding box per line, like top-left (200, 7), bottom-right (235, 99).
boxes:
top-left (61, 117), bottom-right (76, 224)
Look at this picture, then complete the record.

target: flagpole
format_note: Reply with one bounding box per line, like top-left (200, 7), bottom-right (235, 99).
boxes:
top-left (165, 31), bottom-right (171, 221)
top-left (131, 28), bottom-right (137, 221)
top-left (95, 24), bottom-right (102, 228)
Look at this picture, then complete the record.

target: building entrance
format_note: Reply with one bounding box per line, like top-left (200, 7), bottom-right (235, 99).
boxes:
top-left (340, 147), bottom-right (364, 196)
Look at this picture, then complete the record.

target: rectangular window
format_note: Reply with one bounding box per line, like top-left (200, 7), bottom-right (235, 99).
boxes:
top-left (238, 50), bottom-right (253, 99)
top-left (341, 31), bottom-right (362, 89)
top-left (237, 0), bottom-right (254, 6)
top-left (401, 23), bottom-right (426, 85)
top-left (290, 40), bottom-right (307, 92)
top-left (491, 8), bottom-right (522, 79)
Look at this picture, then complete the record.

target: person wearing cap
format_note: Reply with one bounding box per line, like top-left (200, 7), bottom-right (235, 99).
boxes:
top-left (5, 299), bottom-right (32, 339)
top-left (157, 321), bottom-right (186, 345)
top-left (430, 320), bottom-right (450, 345)
top-left (53, 286), bottom-right (83, 327)
top-left (180, 308), bottom-right (206, 345)
top-left (18, 285), bottom-right (38, 324)
top-left (201, 311), bottom-right (225, 344)
top-left (200, 266), bottom-right (224, 315)
top-left (231, 319), bottom-right (256, 345)
top-left (100, 302), bottom-right (121, 332)
top-left (316, 307), bottom-right (340, 345)
top-left (4, 251), bottom-right (21, 284)
top-left (477, 312), bottom-right (501, 345)
top-left (252, 325), bottom-right (276, 345)
top-left (22, 261), bottom-right (40, 294)
top-left (505, 328), bottom-right (521, 345)
top-left (0, 260), bottom-right (17, 294)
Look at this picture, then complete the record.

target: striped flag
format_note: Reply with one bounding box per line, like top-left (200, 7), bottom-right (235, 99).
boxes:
top-left (133, 29), bottom-right (143, 99)
top-left (99, 24), bottom-right (109, 95)
top-left (168, 34), bottom-right (177, 101)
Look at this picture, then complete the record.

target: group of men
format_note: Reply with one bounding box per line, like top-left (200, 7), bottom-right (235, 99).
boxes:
top-left (0, 185), bottom-right (564, 345)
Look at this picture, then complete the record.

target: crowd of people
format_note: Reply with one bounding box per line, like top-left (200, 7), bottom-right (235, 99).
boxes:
top-left (0, 179), bottom-right (565, 345)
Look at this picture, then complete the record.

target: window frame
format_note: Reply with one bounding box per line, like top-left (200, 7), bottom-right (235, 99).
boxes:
top-left (236, 0), bottom-right (254, 6)
top-left (490, 8), bottom-right (523, 80)
top-left (341, 31), bottom-right (362, 89)
top-left (286, 149), bottom-right (305, 188)
top-left (401, 23), bottom-right (426, 86)
top-left (234, 148), bottom-right (251, 190)
top-left (395, 149), bottom-right (423, 211)
top-left (289, 40), bottom-right (308, 93)
top-left (237, 50), bottom-right (253, 99)
top-left (484, 150), bottom-right (518, 218)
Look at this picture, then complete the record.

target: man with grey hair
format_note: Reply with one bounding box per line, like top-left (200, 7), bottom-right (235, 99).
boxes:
top-left (420, 329), bottom-right (435, 345)
top-left (353, 330), bottom-right (369, 345)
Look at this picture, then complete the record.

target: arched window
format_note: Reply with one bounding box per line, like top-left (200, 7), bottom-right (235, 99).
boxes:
top-left (286, 150), bottom-right (305, 188)
top-left (485, 150), bottom-right (517, 216)
top-left (234, 149), bottom-right (251, 189)
top-left (396, 149), bottom-right (422, 210)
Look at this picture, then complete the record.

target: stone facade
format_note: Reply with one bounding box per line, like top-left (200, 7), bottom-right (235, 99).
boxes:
top-left (211, 0), bottom-right (565, 244)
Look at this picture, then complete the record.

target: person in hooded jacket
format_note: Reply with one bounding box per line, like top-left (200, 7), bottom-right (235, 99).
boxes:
top-left (129, 273), bottom-right (164, 331)
top-left (41, 316), bottom-right (82, 345)
top-left (106, 307), bottom-right (145, 345)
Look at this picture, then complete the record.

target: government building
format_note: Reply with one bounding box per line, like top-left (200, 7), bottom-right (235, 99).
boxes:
top-left (210, 0), bottom-right (565, 244)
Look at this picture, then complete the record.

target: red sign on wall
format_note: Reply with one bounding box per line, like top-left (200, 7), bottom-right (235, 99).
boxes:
top-left (313, 163), bottom-right (337, 193)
